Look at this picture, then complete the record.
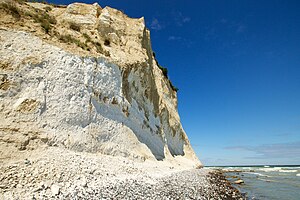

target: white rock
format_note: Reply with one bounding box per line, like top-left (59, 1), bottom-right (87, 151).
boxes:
top-left (51, 184), bottom-right (60, 195)
top-left (234, 180), bottom-right (244, 184)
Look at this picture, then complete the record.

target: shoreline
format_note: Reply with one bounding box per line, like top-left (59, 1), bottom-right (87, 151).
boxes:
top-left (208, 170), bottom-right (246, 199)
top-left (217, 165), bottom-right (300, 200)
top-left (216, 165), bottom-right (300, 200)
top-left (0, 147), bottom-right (245, 199)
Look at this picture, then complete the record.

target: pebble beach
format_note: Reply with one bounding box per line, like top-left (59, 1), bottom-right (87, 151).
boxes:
top-left (0, 147), bottom-right (244, 199)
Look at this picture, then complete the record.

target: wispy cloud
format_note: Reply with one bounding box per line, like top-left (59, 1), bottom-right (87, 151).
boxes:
top-left (168, 36), bottom-right (182, 41)
top-left (225, 141), bottom-right (300, 159)
top-left (204, 19), bottom-right (248, 41)
top-left (172, 11), bottom-right (191, 26)
top-left (167, 36), bottom-right (192, 47)
top-left (182, 17), bottom-right (191, 23)
top-left (150, 18), bottom-right (162, 30)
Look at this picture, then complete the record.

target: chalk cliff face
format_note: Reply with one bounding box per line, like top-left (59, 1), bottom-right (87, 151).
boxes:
top-left (0, 1), bottom-right (200, 166)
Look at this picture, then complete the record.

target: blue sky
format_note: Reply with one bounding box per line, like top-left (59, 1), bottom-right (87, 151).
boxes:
top-left (50, 0), bottom-right (300, 166)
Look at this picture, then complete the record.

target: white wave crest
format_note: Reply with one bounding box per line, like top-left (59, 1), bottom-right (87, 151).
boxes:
top-left (258, 167), bottom-right (298, 173)
top-left (245, 172), bottom-right (273, 177)
top-left (258, 168), bottom-right (279, 172)
top-left (279, 170), bottom-right (298, 173)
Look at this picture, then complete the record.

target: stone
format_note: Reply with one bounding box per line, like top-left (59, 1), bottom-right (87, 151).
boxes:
top-left (234, 180), bottom-right (244, 184)
top-left (82, 180), bottom-right (87, 187)
top-left (51, 184), bottom-right (60, 195)
top-left (63, 2), bottom-right (102, 24)
top-left (24, 159), bottom-right (31, 165)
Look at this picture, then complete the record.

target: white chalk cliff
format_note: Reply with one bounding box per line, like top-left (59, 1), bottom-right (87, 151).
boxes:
top-left (0, 1), bottom-right (201, 166)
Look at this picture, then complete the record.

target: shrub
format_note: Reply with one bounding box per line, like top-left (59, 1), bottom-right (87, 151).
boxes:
top-left (153, 51), bottom-right (169, 78)
top-left (15, 0), bottom-right (27, 4)
top-left (69, 22), bottom-right (81, 32)
top-left (40, 20), bottom-right (51, 33)
top-left (29, 10), bottom-right (56, 33)
top-left (82, 33), bottom-right (91, 43)
top-left (158, 64), bottom-right (168, 78)
top-left (169, 80), bottom-right (179, 92)
top-left (153, 51), bottom-right (178, 92)
top-left (32, 11), bottom-right (56, 24)
top-left (82, 33), bottom-right (92, 50)
top-left (58, 34), bottom-right (73, 43)
top-left (45, 13), bottom-right (56, 24)
top-left (44, 6), bottom-right (52, 12)
top-left (59, 34), bottom-right (89, 50)
top-left (27, 0), bottom-right (43, 2)
top-left (93, 42), bottom-right (103, 53)
top-left (0, 2), bottom-right (21, 19)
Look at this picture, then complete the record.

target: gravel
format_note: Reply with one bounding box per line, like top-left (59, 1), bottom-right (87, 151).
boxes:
top-left (0, 148), bottom-right (245, 199)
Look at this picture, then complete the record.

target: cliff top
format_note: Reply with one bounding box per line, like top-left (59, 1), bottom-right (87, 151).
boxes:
top-left (0, 0), bottom-right (151, 66)
top-left (0, 0), bottom-right (179, 91)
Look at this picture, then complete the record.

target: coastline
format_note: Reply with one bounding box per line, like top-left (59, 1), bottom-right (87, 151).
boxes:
top-left (207, 170), bottom-right (245, 199)
top-left (211, 166), bottom-right (300, 200)
top-left (0, 147), bottom-right (245, 199)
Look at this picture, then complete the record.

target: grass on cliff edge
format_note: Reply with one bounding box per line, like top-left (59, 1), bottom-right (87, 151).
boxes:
top-left (0, 1), bottom-right (57, 33)
top-left (0, 0), bottom-right (178, 92)
top-left (0, 1), bottom-right (108, 55)
top-left (0, 2), bottom-right (21, 19)
top-left (153, 52), bottom-right (179, 92)
top-left (29, 11), bottom-right (57, 33)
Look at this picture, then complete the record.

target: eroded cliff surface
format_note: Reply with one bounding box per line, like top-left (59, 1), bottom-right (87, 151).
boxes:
top-left (0, 0), bottom-right (200, 166)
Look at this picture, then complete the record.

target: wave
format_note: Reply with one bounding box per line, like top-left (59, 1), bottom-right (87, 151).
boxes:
top-left (258, 168), bottom-right (280, 172)
top-left (257, 178), bottom-right (276, 182)
top-left (296, 173), bottom-right (300, 176)
top-left (245, 172), bottom-right (274, 178)
top-left (257, 167), bottom-right (298, 173)
top-left (240, 167), bottom-right (253, 170)
top-left (279, 170), bottom-right (298, 173)
top-left (284, 167), bottom-right (300, 170)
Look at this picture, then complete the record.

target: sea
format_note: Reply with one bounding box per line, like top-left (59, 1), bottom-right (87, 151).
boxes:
top-left (206, 165), bottom-right (300, 200)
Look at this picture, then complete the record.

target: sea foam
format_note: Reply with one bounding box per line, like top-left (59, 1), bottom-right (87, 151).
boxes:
top-left (279, 170), bottom-right (298, 173)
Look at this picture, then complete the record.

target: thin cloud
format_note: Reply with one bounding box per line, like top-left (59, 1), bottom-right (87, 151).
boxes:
top-left (150, 18), bottom-right (162, 30)
top-left (182, 17), bottom-right (191, 23)
top-left (167, 36), bottom-right (192, 47)
top-left (225, 141), bottom-right (300, 159)
top-left (168, 36), bottom-right (182, 41)
top-left (219, 18), bottom-right (247, 34)
top-left (172, 11), bottom-right (191, 26)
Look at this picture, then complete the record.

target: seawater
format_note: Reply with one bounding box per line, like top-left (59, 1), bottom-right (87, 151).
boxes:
top-left (206, 165), bottom-right (300, 200)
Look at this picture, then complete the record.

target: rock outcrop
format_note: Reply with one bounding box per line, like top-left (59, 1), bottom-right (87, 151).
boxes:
top-left (0, 0), bottom-right (200, 166)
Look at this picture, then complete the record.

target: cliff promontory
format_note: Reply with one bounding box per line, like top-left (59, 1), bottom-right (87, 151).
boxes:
top-left (0, 0), bottom-right (200, 165)
top-left (0, 1), bottom-right (249, 199)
